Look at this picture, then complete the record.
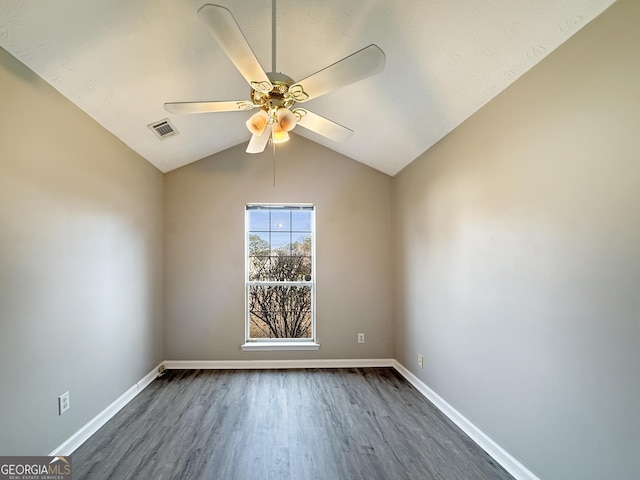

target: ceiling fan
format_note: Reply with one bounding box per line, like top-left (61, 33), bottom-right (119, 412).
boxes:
top-left (164, 2), bottom-right (386, 154)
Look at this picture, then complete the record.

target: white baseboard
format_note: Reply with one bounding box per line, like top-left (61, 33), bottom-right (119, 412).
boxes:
top-left (391, 360), bottom-right (540, 480)
top-left (49, 363), bottom-right (163, 456)
top-left (163, 358), bottom-right (395, 370)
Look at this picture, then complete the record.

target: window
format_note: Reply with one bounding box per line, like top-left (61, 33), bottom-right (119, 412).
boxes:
top-left (243, 204), bottom-right (318, 350)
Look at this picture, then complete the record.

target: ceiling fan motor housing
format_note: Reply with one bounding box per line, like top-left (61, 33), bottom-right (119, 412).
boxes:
top-left (251, 72), bottom-right (297, 112)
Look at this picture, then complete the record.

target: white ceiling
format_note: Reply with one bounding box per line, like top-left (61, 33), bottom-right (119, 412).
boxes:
top-left (0, 0), bottom-right (614, 176)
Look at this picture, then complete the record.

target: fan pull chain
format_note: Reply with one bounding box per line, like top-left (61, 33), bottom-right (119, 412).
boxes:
top-left (272, 139), bottom-right (277, 187)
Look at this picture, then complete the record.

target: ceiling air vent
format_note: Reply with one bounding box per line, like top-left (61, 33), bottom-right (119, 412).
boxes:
top-left (148, 118), bottom-right (178, 140)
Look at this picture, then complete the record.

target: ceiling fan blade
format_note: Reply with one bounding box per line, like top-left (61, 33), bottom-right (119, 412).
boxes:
top-left (164, 100), bottom-right (254, 114)
top-left (246, 125), bottom-right (272, 154)
top-left (197, 4), bottom-right (272, 94)
top-left (288, 44), bottom-right (385, 102)
top-left (293, 109), bottom-right (353, 143)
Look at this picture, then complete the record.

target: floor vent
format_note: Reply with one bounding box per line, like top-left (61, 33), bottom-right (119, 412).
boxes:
top-left (148, 118), bottom-right (178, 139)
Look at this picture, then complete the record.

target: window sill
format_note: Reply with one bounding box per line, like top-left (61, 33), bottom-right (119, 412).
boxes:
top-left (241, 342), bottom-right (320, 351)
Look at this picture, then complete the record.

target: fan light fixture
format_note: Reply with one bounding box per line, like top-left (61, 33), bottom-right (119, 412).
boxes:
top-left (246, 105), bottom-right (296, 144)
top-left (272, 120), bottom-right (289, 143)
top-left (246, 110), bottom-right (268, 136)
top-left (276, 108), bottom-right (296, 131)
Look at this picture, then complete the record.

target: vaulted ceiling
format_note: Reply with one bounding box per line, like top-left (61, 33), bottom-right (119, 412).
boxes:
top-left (0, 0), bottom-right (615, 175)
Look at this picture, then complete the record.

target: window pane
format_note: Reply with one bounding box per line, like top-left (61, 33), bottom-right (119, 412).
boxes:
top-left (248, 255), bottom-right (271, 281)
top-left (248, 232), bottom-right (270, 254)
top-left (291, 210), bottom-right (312, 231)
top-left (248, 210), bottom-right (270, 231)
top-left (292, 232), bottom-right (311, 249)
top-left (271, 210), bottom-right (291, 231)
top-left (271, 232), bottom-right (291, 253)
top-left (276, 253), bottom-right (311, 281)
top-left (249, 285), bottom-right (311, 339)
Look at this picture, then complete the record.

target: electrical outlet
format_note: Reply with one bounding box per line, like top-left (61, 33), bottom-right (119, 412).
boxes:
top-left (58, 391), bottom-right (70, 415)
top-left (418, 354), bottom-right (424, 369)
top-left (357, 333), bottom-right (365, 344)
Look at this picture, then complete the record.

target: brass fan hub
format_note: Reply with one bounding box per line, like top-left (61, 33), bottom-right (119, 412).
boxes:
top-left (251, 72), bottom-right (297, 111)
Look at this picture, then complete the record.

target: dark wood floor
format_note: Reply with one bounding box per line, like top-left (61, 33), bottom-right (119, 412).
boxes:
top-left (72, 368), bottom-right (514, 480)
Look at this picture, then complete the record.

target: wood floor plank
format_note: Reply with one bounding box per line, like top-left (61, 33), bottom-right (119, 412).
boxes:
top-left (72, 368), bottom-right (514, 480)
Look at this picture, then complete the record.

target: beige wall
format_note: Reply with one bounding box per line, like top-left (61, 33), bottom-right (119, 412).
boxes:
top-left (0, 47), bottom-right (165, 455)
top-left (393, 1), bottom-right (640, 479)
top-left (165, 137), bottom-right (394, 360)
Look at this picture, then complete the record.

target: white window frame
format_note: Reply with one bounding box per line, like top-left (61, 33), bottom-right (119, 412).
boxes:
top-left (241, 203), bottom-right (319, 351)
